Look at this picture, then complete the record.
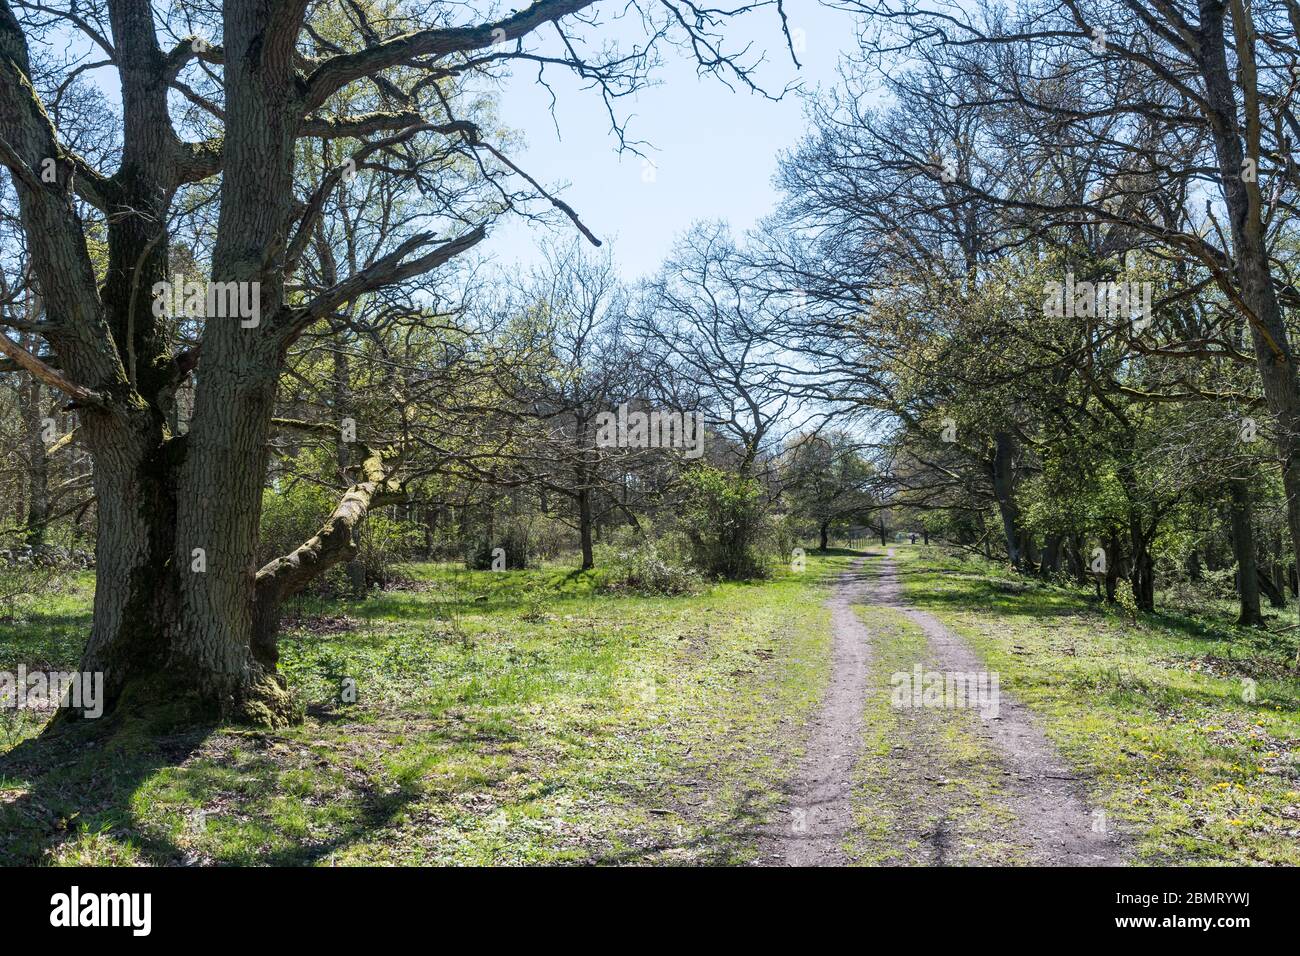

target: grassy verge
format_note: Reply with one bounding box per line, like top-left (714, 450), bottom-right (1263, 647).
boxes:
top-left (891, 545), bottom-right (1300, 865)
top-left (0, 555), bottom-right (848, 866)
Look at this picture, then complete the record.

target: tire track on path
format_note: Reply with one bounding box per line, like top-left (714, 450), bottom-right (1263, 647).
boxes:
top-left (763, 550), bottom-right (1125, 866)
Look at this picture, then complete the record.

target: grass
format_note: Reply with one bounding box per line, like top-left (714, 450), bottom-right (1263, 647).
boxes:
top-left (0, 555), bottom-right (848, 866)
top-left (3, 544), bottom-right (1299, 866)
top-left (890, 545), bottom-right (1300, 865)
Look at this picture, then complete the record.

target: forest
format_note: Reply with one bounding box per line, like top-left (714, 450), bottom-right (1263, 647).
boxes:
top-left (1, 0), bottom-right (1299, 882)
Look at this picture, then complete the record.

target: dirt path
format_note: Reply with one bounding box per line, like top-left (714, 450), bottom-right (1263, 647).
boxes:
top-left (761, 557), bottom-right (874, 865)
top-left (871, 552), bottom-right (1125, 865)
top-left (764, 550), bottom-right (1125, 866)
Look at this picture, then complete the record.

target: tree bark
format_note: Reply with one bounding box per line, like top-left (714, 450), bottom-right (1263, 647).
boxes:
top-left (1039, 533), bottom-right (1061, 579)
top-left (1258, 568), bottom-right (1286, 610)
top-left (1201, 6), bottom-right (1300, 632)
top-left (578, 483), bottom-right (594, 570)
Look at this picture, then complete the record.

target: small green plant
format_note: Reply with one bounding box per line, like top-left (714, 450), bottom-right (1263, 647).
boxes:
top-left (0, 553), bottom-right (70, 622)
top-left (1111, 579), bottom-right (1140, 622)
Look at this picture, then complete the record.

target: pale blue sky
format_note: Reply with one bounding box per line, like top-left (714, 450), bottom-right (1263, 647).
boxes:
top-left (486, 0), bottom-right (860, 281)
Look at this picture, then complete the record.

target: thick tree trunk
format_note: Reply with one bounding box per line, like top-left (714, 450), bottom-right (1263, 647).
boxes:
top-left (173, 354), bottom-right (293, 721)
top-left (73, 407), bottom-right (178, 714)
top-left (153, 0), bottom-right (308, 724)
top-left (819, 520), bottom-right (830, 551)
top-left (1202, 12), bottom-right (1300, 637)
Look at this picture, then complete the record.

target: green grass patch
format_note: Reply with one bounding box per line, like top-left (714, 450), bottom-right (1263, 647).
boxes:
top-left (0, 556), bottom-right (847, 865)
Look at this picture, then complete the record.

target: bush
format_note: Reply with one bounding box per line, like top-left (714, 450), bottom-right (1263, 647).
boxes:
top-left (601, 541), bottom-right (705, 596)
top-left (0, 551), bottom-right (72, 621)
top-left (356, 513), bottom-right (422, 590)
top-left (466, 521), bottom-right (533, 570)
top-left (680, 466), bottom-right (768, 579)
top-left (259, 481), bottom-right (337, 570)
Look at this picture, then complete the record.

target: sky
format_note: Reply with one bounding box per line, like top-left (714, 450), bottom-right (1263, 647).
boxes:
top-left (43, 0), bottom-right (862, 284)
top-left (484, 0), bottom-right (861, 282)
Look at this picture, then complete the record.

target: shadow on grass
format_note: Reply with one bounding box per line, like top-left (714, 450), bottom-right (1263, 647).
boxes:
top-left (591, 786), bottom-right (781, 866)
top-left (0, 710), bottom-right (436, 867)
top-left (0, 613), bottom-right (93, 669)
top-left (0, 718), bottom-right (203, 865)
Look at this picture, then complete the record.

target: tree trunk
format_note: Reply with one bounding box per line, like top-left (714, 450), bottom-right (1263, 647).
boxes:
top-left (1039, 533), bottom-right (1061, 579)
top-left (1228, 478), bottom-right (1264, 626)
top-left (1201, 12), bottom-right (1300, 633)
top-left (1104, 533), bottom-right (1121, 603)
top-left (819, 520), bottom-right (830, 551)
top-left (1258, 568), bottom-right (1286, 610)
top-left (20, 374), bottom-right (49, 547)
top-left (578, 484), bottom-right (594, 570)
top-left (1126, 513), bottom-right (1155, 613)
top-left (990, 430), bottom-right (1024, 569)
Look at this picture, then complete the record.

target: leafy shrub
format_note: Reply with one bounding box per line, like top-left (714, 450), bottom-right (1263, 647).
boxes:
top-left (1110, 579), bottom-right (1140, 621)
top-left (466, 520), bottom-right (533, 570)
top-left (259, 481), bottom-right (337, 569)
top-left (601, 541), bottom-right (704, 596)
top-left (680, 466), bottom-right (768, 579)
top-left (356, 513), bottom-right (421, 590)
